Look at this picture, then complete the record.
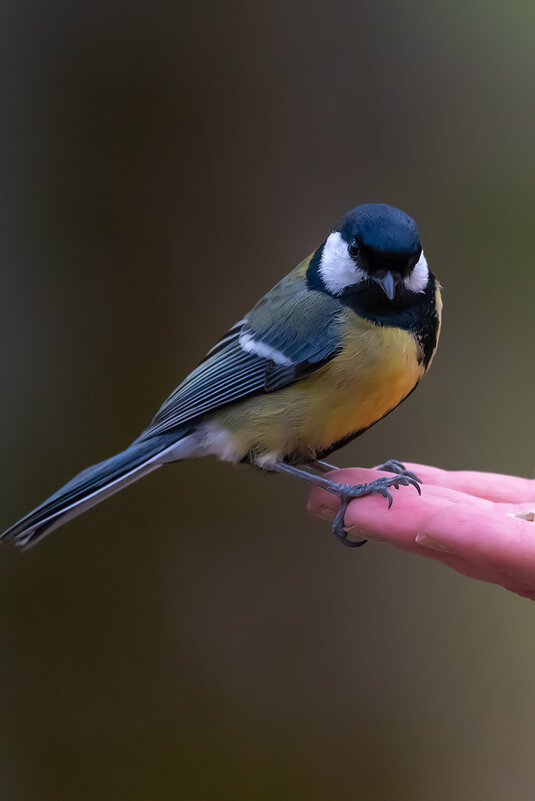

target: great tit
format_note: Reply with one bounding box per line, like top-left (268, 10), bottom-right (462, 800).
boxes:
top-left (2, 203), bottom-right (442, 548)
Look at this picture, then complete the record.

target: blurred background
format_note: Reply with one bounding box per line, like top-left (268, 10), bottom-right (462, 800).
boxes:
top-left (0, 1), bottom-right (534, 798)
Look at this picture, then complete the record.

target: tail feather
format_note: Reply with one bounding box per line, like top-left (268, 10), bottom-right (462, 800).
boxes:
top-left (1, 431), bottom-right (191, 548)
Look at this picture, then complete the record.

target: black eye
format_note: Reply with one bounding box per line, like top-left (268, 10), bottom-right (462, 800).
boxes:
top-left (348, 240), bottom-right (360, 259)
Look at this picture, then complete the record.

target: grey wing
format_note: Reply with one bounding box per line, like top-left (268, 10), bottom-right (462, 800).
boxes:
top-left (138, 283), bottom-right (343, 440)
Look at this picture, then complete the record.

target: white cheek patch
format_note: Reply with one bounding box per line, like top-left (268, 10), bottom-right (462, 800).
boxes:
top-left (404, 251), bottom-right (429, 293)
top-left (239, 330), bottom-right (293, 366)
top-left (318, 231), bottom-right (366, 295)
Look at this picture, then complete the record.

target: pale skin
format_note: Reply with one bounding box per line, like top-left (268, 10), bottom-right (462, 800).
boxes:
top-left (307, 464), bottom-right (535, 601)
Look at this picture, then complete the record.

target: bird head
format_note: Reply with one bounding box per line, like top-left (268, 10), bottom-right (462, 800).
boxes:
top-left (317, 203), bottom-right (429, 301)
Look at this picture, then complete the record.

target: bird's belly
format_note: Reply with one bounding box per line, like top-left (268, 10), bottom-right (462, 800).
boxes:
top-left (208, 323), bottom-right (424, 465)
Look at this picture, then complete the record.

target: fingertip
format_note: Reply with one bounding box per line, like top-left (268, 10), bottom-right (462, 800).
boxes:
top-left (306, 490), bottom-right (336, 521)
top-left (308, 486), bottom-right (336, 511)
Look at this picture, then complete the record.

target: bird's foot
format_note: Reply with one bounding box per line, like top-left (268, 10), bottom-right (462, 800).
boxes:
top-left (331, 473), bottom-right (422, 547)
top-left (271, 461), bottom-right (421, 549)
top-left (375, 459), bottom-right (421, 483)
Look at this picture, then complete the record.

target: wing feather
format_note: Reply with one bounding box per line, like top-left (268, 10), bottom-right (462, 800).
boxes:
top-left (138, 269), bottom-right (344, 441)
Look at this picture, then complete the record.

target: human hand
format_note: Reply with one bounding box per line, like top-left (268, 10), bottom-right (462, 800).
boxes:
top-left (307, 464), bottom-right (535, 600)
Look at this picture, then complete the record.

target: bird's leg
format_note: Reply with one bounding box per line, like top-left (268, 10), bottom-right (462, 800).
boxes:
top-left (309, 459), bottom-right (340, 474)
top-left (313, 458), bottom-right (421, 482)
top-left (375, 459), bottom-right (421, 483)
top-left (271, 462), bottom-right (421, 548)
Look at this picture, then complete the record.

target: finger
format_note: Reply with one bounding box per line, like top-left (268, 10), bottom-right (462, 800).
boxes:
top-left (307, 481), bottom-right (510, 581)
top-left (419, 504), bottom-right (535, 589)
top-left (307, 475), bottom-right (535, 598)
top-left (396, 463), bottom-right (535, 504)
top-left (326, 481), bottom-right (535, 584)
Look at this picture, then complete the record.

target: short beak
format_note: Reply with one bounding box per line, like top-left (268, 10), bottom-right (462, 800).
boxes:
top-left (372, 271), bottom-right (396, 300)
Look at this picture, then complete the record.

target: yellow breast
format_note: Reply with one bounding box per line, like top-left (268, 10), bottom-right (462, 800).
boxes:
top-left (212, 310), bottom-right (425, 464)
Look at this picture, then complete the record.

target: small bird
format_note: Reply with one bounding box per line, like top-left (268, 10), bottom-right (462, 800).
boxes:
top-left (2, 203), bottom-right (442, 549)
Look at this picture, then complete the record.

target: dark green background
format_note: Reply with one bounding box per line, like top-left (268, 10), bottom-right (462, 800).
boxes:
top-left (0, 1), bottom-right (534, 799)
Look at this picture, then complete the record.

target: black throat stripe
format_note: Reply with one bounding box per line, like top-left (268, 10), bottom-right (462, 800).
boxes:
top-left (307, 245), bottom-right (439, 368)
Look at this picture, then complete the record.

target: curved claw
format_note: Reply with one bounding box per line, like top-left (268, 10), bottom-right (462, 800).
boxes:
top-left (377, 459), bottom-right (421, 484)
top-left (383, 459), bottom-right (405, 470)
top-left (404, 470), bottom-right (421, 483)
top-left (373, 486), bottom-right (393, 507)
top-left (389, 474), bottom-right (421, 493)
top-left (331, 497), bottom-right (368, 547)
top-left (341, 536), bottom-right (368, 548)
top-left (324, 467), bottom-right (423, 550)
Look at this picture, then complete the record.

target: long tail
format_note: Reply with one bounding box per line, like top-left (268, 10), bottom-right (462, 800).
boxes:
top-left (1, 430), bottom-right (195, 549)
